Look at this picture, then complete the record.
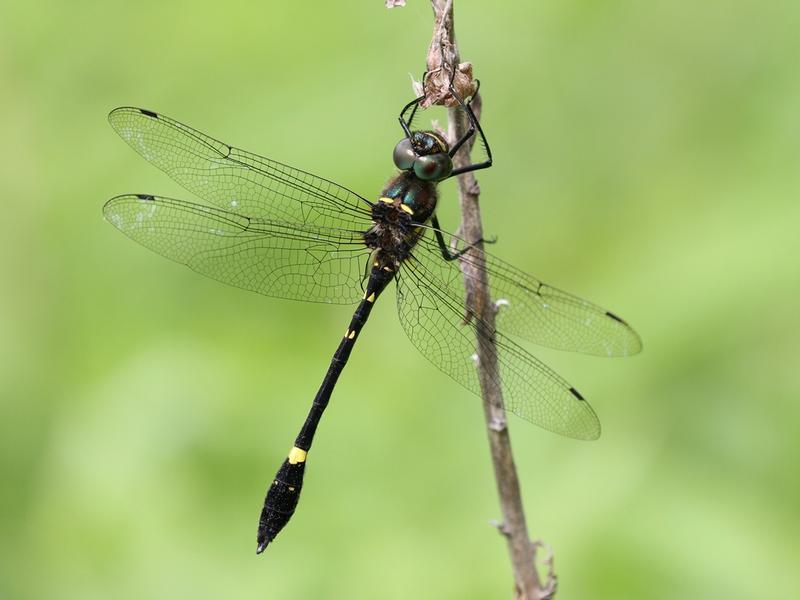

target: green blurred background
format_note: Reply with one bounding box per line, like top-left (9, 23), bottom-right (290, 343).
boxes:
top-left (2, 1), bottom-right (798, 598)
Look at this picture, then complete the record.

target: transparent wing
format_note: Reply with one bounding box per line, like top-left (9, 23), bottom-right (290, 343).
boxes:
top-left (413, 233), bottom-right (642, 357)
top-left (108, 107), bottom-right (373, 228)
top-left (104, 194), bottom-right (371, 305)
top-left (396, 250), bottom-right (600, 440)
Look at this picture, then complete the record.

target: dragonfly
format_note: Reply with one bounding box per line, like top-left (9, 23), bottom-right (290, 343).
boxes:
top-left (103, 84), bottom-right (641, 553)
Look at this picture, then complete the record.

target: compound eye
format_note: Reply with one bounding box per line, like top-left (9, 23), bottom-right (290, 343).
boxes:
top-left (393, 138), bottom-right (416, 170)
top-left (413, 153), bottom-right (453, 181)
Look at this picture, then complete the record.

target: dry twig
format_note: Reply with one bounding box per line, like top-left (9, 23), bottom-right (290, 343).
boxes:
top-left (390, 1), bottom-right (558, 597)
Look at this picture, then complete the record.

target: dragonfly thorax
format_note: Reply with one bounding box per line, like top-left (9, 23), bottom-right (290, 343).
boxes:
top-left (378, 170), bottom-right (439, 225)
top-left (364, 196), bottom-right (421, 266)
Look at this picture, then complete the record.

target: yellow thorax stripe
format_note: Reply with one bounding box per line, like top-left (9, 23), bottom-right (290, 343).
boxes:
top-left (379, 196), bottom-right (414, 215)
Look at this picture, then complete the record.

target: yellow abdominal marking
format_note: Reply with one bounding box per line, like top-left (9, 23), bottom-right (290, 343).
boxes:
top-left (400, 204), bottom-right (414, 215)
top-left (288, 447), bottom-right (307, 464)
top-left (365, 292), bottom-right (376, 303)
top-left (348, 330), bottom-right (356, 339)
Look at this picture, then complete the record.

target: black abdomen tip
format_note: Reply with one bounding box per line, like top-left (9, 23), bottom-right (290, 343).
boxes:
top-left (256, 459), bottom-right (306, 552)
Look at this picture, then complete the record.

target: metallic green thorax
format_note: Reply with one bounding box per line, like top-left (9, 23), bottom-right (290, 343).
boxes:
top-left (380, 170), bottom-right (439, 223)
top-left (364, 127), bottom-right (451, 270)
top-left (362, 172), bottom-right (439, 272)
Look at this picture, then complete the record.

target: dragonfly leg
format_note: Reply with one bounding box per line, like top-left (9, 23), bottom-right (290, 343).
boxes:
top-left (398, 70), bottom-right (429, 139)
top-left (447, 79), bottom-right (494, 177)
top-left (431, 215), bottom-right (496, 262)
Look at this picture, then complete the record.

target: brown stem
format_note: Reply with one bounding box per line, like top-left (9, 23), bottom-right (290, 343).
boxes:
top-left (413, 1), bottom-right (557, 597)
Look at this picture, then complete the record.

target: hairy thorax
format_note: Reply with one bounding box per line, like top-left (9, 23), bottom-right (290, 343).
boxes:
top-left (363, 172), bottom-right (439, 269)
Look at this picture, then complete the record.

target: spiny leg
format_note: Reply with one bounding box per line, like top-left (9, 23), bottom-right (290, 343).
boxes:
top-left (427, 44), bottom-right (492, 174)
top-left (447, 79), bottom-right (494, 177)
top-left (431, 215), bottom-right (496, 262)
top-left (398, 70), bottom-right (429, 139)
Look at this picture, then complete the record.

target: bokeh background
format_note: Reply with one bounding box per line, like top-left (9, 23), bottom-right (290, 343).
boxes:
top-left (2, 1), bottom-right (798, 598)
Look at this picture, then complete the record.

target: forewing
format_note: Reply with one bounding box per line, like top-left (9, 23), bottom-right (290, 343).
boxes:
top-left (413, 235), bottom-right (642, 357)
top-left (104, 194), bottom-right (371, 305)
top-left (108, 107), bottom-right (373, 228)
top-left (396, 252), bottom-right (600, 440)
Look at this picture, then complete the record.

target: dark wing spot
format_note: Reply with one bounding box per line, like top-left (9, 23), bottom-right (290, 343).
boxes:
top-left (569, 387), bottom-right (586, 401)
top-left (139, 108), bottom-right (158, 118)
top-left (136, 194), bottom-right (156, 201)
top-left (605, 311), bottom-right (627, 325)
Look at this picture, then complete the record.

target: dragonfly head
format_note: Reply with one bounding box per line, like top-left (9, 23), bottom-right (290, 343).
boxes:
top-left (393, 131), bottom-right (453, 182)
